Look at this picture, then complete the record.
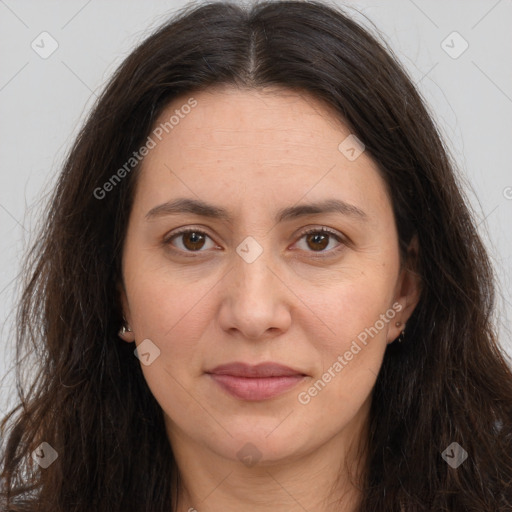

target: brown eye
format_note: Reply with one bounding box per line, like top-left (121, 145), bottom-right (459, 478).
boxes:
top-left (295, 227), bottom-right (345, 256)
top-left (305, 232), bottom-right (330, 251)
top-left (181, 231), bottom-right (206, 251)
top-left (166, 229), bottom-right (216, 252)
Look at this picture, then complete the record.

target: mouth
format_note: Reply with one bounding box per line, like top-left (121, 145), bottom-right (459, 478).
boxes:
top-left (206, 362), bottom-right (308, 401)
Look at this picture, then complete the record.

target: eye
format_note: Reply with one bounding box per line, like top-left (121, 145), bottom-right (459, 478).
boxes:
top-left (293, 227), bottom-right (345, 255)
top-left (164, 228), bottom-right (218, 253)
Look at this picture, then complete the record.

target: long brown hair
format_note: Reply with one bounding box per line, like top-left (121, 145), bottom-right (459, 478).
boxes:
top-left (1, 1), bottom-right (511, 510)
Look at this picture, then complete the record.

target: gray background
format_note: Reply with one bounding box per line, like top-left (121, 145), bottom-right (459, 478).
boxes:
top-left (1, 0), bottom-right (511, 415)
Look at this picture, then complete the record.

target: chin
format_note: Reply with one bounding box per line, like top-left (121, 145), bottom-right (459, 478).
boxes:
top-left (210, 424), bottom-right (313, 465)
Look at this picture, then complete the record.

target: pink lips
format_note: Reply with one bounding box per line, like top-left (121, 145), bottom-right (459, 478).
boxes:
top-left (206, 362), bottom-right (307, 401)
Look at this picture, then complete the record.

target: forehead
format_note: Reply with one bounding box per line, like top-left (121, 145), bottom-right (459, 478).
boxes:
top-left (133, 86), bottom-right (392, 223)
top-left (158, 86), bottom-right (349, 150)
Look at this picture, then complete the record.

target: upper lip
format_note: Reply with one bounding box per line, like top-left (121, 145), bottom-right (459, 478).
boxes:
top-left (207, 362), bottom-right (306, 378)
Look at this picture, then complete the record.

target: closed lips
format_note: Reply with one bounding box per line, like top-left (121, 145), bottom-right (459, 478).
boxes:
top-left (206, 362), bottom-right (308, 401)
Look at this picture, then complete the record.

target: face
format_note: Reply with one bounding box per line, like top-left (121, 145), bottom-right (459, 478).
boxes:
top-left (119, 86), bottom-right (420, 468)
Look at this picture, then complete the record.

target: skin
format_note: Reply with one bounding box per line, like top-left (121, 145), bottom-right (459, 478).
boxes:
top-left (119, 86), bottom-right (421, 512)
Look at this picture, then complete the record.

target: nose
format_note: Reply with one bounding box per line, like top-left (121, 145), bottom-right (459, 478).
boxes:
top-left (217, 246), bottom-right (292, 341)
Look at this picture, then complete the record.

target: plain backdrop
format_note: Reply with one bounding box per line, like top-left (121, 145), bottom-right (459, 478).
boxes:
top-left (1, 0), bottom-right (511, 415)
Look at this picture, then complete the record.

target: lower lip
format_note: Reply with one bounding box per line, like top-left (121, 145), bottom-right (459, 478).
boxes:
top-left (208, 374), bottom-right (306, 401)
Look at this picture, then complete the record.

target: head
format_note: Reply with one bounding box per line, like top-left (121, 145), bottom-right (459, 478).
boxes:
top-left (2, 1), bottom-right (511, 511)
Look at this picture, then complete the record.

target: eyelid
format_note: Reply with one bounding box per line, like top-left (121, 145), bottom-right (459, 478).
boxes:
top-left (163, 225), bottom-right (215, 243)
top-left (296, 225), bottom-right (344, 240)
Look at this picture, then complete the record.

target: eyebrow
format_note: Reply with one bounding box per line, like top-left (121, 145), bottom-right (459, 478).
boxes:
top-left (145, 197), bottom-right (368, 223)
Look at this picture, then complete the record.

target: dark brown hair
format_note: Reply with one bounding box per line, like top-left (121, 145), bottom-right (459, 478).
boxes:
top-left (1, 1), bottom-right (511, 510)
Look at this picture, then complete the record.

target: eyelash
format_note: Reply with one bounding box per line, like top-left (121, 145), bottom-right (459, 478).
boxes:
top-left (163, 226), bottom-right (347, 258)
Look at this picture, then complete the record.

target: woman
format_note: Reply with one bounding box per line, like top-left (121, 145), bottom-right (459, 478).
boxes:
top-left (1, 1), bottom-right (511, 511)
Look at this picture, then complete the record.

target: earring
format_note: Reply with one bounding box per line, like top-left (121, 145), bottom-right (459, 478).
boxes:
top-left (395, 321), bottom-right (406, 343)
top-left (118, 323), bottom-right (132, 337)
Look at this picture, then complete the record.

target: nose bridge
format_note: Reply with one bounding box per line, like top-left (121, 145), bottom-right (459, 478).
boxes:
top-left (233, 235), bottom-right (275, 302)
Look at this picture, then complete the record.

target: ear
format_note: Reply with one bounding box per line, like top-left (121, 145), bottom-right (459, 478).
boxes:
top-left (117, 280), bottom-right (135, 343)
top-left (387, 235), bottom-right (422, 344)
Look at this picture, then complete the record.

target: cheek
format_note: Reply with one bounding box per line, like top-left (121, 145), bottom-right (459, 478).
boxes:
top-left (128, 280), bottom-right (211, 419)
top-left (301, 270), bottom-right (397, 404)
top-left (122, 264), bottom-right (212, 400)
top-left (124, 243), bottom-right (211, 333)
top-left (311, 264), bottom-right (397, 345)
